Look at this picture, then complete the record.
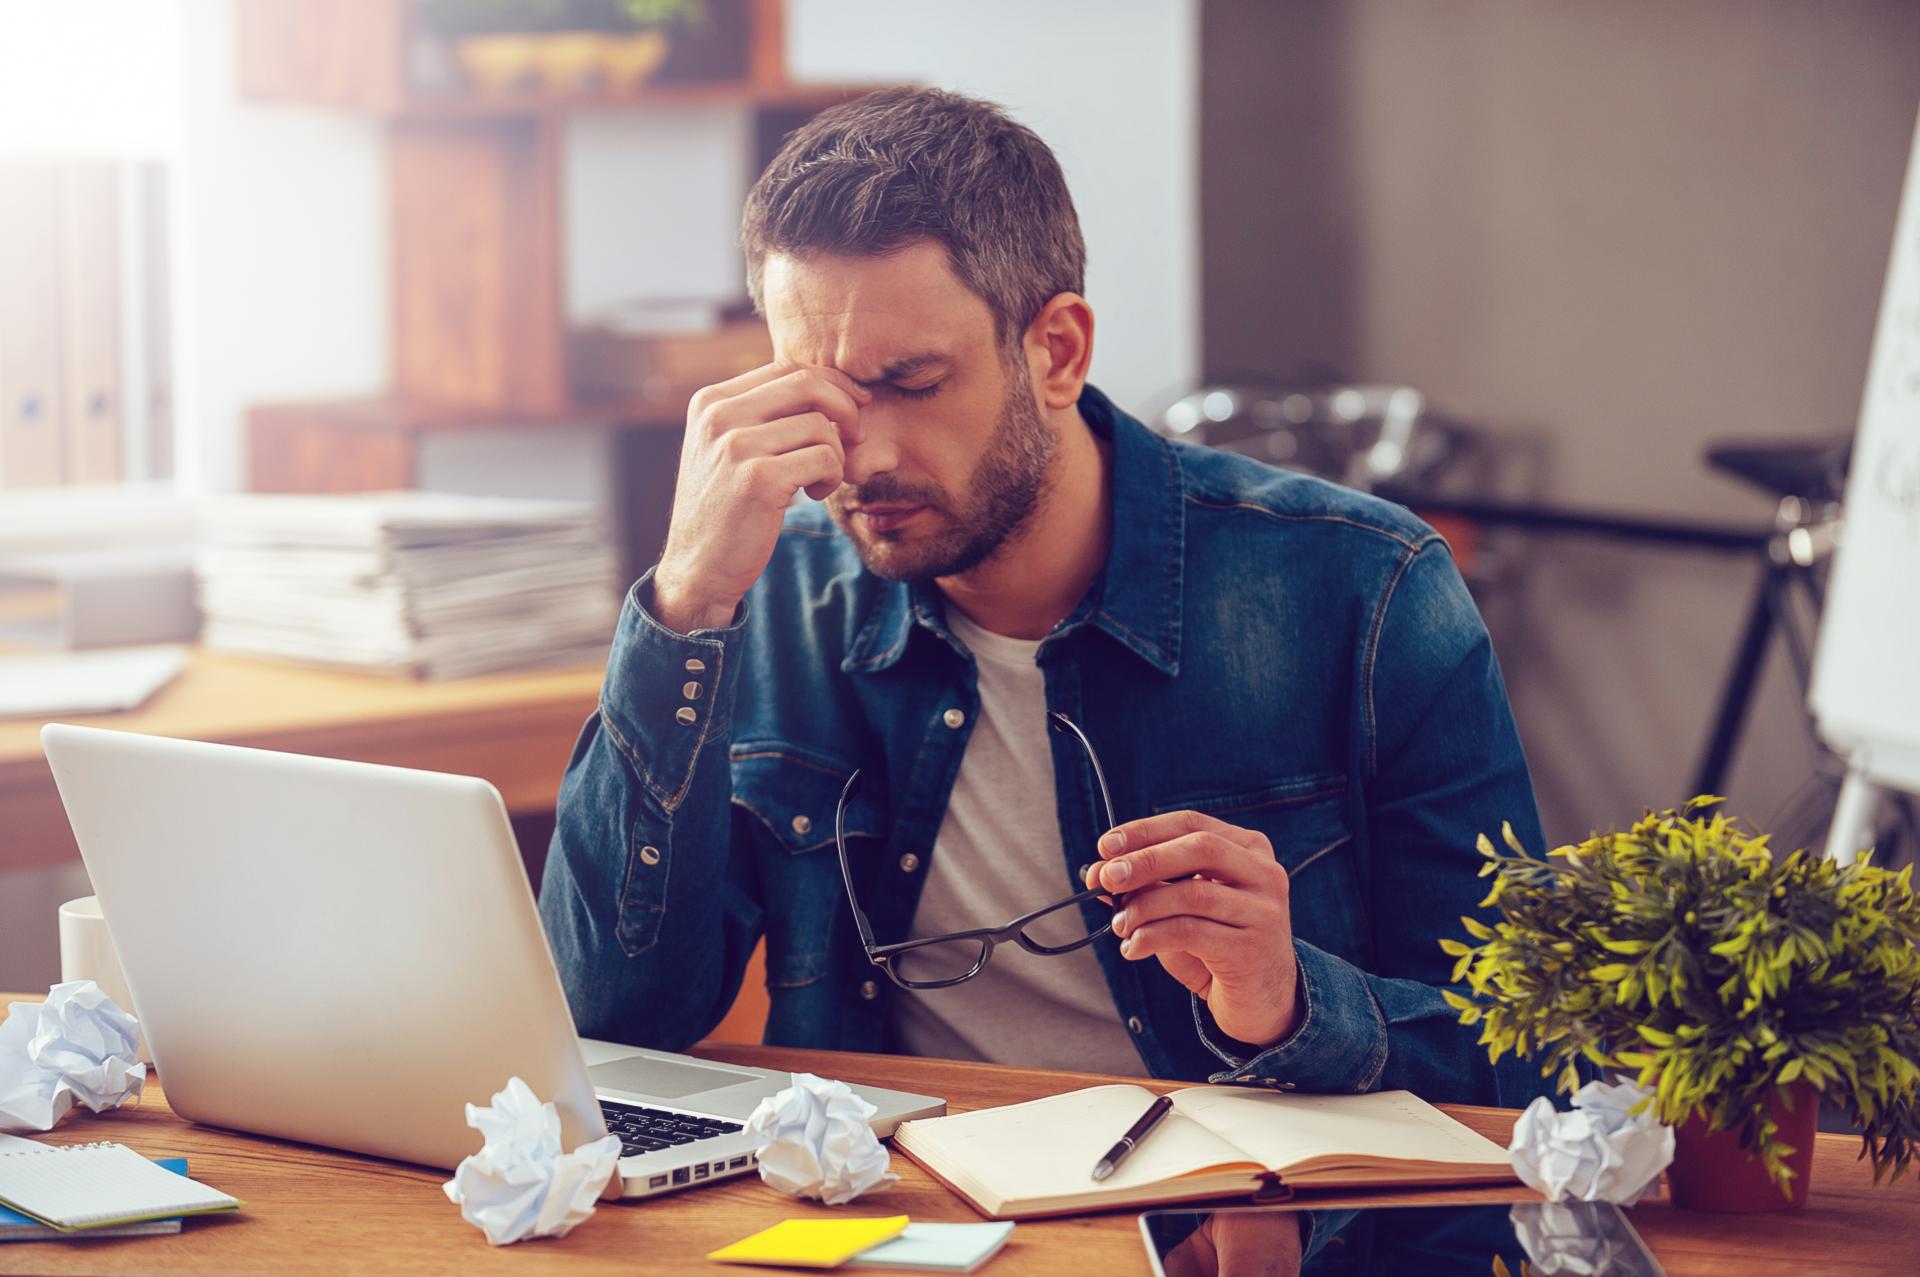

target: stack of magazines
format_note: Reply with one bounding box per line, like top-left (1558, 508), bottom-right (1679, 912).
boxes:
top-left (196, 493), bottom-right (621, 679)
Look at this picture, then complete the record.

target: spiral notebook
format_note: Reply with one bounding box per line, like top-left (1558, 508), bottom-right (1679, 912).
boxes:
top-left (0, 1139), bottom-right (240, 1232)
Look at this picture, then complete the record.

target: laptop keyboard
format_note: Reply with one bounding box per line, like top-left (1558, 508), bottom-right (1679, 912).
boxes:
top-left (600, 1099), bottom-right (744, 1159)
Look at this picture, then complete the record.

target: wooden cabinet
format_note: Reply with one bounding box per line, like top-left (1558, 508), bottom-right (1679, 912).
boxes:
top-left (236, 0), bottom-right (890, 570)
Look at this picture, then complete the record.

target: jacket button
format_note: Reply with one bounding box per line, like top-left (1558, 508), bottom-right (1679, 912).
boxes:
top-left (791, 814), bottom-right (813, 836)
top-left (639, 845), bottom-right (661, 866)
top-left (1126, 1016), bottom-right (1145, 1035)
top-left (675, 706), bottom-right (698, 725)
top-left (859, 980), bottom-right (879, 1001)
top-left (899, 853), bottom-right (920, 873)
top-left (684, 657), bottom-right (706, 673)
top-left (682, 681), bottom-right (702, 699)
top-left (942, 708), bottom-right (965, 729)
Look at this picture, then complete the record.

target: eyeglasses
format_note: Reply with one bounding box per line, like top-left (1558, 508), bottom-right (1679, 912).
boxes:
top-left (834, 710), bottom-right (1121, 990)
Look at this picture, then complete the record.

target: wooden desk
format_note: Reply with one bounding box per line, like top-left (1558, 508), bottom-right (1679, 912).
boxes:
top-left (0, 647), bottom-right (603, 871)
top-left (0, 1037), bottom-right (1907, 1275)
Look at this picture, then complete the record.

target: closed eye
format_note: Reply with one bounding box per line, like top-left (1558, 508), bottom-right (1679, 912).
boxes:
top-left (890, 381), bottom-right (945, 401)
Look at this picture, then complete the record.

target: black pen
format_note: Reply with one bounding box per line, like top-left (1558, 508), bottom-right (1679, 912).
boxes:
top-left (1090, 1094), bottom-right (1174, 1181)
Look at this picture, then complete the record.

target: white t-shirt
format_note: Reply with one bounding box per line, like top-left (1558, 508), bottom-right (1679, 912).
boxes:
top-left (887, 606), bottom-right (1147, 1075)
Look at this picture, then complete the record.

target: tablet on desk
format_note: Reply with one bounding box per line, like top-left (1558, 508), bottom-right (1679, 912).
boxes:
top-left (1139, 1200), bottom-right (1664, 1277)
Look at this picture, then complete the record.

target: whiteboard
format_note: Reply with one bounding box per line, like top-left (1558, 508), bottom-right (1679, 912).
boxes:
top-left (1809, 105), bottom-right (1920, 797)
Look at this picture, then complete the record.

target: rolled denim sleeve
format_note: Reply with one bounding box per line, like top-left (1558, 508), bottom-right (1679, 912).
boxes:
top-left (537, 567), bottom-right (764, 1050)
top-left (1195, 537), bottom-right (1551, 1106)
top-left (1191, 939), bottom-right (1387, 1090)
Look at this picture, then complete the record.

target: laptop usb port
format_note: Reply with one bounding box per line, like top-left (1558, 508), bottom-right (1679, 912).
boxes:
top-left (693, 1165), bottom-right (709, 1180)
top-left (728, 1156), bottom-right (749, 1169)
top-left (647, 1175), bottom-right (668, 1189)
top-left (671, 1167), bottom-right (690, 1185)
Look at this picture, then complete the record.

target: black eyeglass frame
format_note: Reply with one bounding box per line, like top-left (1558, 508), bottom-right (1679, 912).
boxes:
top-left (834, 711), bottom-right (1122, 990)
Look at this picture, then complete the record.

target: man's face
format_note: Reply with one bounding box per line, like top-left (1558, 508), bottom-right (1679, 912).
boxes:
top-left (760, 240), bottom-right (1055, 583)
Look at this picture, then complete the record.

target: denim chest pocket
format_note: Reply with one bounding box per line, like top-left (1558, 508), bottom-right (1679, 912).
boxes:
top-left (730, 744), bottom-right (886, 988)
top-left (1150, 776), bottom-right (1370, 968)
top-left (730, 744), bottom-right (884, 852)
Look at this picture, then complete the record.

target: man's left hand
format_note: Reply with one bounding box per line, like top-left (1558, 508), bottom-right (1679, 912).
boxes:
top-left (1084, 810), bottom-right (1301, 1050)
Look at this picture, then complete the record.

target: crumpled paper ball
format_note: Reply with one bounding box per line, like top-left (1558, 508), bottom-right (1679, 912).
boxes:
top-left (442, 1077), bottom-right (623, 1245)
top-left (744, 1072), bottom-right (899, 1205)
top-left (0, 981), bottom-right (147, 1132)
top-left (1509, 1078), bottom-right (1675, 1206)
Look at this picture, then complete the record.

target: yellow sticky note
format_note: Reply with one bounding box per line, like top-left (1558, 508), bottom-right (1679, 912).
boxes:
top-left (709, 1216), bottom-right (911, 1269)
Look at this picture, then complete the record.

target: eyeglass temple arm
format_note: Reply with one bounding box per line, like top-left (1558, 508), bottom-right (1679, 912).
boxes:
top-left (1048, 711), bottom-right (1119, 832)
top-left (835, 770), bottom-right (880, 951)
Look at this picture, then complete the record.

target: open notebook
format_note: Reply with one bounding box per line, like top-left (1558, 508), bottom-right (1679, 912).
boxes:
top-left (892, 1084), bottom-right (1516, 1219)
top-left (0, 1139), bottom-right (240, 1232)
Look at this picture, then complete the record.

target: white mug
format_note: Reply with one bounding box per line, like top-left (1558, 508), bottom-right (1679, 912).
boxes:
top-left (57, 895), bottom-right (151, 1063)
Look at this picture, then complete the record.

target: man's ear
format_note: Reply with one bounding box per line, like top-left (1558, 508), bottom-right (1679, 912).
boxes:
top-left (1024, 293), bottom-right (1094, 410)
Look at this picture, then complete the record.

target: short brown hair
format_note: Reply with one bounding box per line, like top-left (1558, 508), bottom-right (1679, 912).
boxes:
top-left (741, 87), bottom-right (1087, 346)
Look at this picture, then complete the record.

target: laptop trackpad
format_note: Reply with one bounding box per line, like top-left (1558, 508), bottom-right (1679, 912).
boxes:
top-left (589, 1054), bottom-right (765, 1099)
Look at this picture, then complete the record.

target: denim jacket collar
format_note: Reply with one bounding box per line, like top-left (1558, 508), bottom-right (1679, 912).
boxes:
top-left (842, 384), bottom-right (1184, 677)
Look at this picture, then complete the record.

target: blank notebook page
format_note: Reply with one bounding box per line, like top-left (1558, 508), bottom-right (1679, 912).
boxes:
top-left (0, 1141), bottom-right (240, 1229)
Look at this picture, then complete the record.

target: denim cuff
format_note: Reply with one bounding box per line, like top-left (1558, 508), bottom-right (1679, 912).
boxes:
top-left (1193, 939), bottom-right (1390, 1093)
top-left (599, 566), bottom-right (748, 812)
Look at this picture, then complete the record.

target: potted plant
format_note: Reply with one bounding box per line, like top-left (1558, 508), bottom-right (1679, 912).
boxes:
top-left (417, 0), bottom-right (702, 95)
top-left (418, 0), bottom-right (567, 93)
top-left (595, 0), bottom-right (704, 93)
top-left (1442, 797), bottom-right (1920, 1211)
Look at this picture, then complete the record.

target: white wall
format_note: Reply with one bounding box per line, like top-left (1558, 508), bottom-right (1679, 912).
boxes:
top-left (168, 0), bottom-right (390, 493)
top-left (566, 106), bottom-right (756, 320)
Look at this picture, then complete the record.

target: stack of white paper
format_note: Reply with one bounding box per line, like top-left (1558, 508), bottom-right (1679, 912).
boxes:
top-left (195, 493), bottom-right (621, 679)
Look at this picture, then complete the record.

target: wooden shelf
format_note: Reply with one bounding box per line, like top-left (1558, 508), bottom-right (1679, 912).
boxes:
top-left (247, 395), bottom-right (689, 490)
top-left (236, 0), bottom-right (812, 117)
top-left (253, 394), bottom-right (688, 438)
top-left (384, 80), bottom-right (889, 120)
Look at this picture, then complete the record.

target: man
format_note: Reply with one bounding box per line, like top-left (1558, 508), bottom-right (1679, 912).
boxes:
top-left (539, 87), bottom-right (1546, 1104)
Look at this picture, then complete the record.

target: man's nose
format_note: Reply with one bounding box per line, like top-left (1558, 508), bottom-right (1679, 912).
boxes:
top-left (842, 417), bottom-right (899, 488)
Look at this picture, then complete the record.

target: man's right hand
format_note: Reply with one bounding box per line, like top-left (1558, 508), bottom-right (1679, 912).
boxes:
top-left (651, 362), bottom-right (873, 635)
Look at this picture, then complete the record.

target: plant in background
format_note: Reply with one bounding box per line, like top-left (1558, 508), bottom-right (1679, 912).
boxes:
top-left (615, 0), bottom-right (704, 28)
top-left (1442, 797), bottom-right (1920, 1195)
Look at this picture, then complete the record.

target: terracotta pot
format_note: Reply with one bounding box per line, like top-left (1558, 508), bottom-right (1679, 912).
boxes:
top-left (1667, 1080), bottom-right (1818, 1212)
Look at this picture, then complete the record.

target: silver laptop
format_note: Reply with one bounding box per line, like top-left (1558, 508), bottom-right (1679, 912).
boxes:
top-left (39, 723), bottom-right (944, 1198)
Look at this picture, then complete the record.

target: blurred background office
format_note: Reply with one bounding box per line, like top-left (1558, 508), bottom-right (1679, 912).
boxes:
top-left (2, 0), bottom-right (1917, 997)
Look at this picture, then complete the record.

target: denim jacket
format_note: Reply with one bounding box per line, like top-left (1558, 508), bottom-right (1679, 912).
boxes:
top-left (539, 384), bottom-right (1551, 1105)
